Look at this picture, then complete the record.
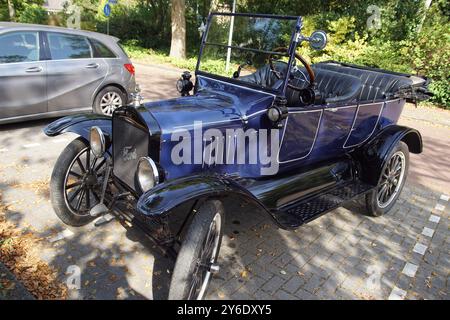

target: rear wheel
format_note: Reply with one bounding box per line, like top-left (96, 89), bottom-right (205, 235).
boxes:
top-left (168, 200), bottom-right (224, 300)
top-left (50, 137), bottom-right (108, 226)
top-left (365, 141), bottom-right (409, 217)
top-left (93, 86), bottom-right (125, 116)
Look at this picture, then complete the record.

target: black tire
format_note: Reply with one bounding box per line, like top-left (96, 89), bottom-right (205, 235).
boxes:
top-left (50, 137), bottom-right (105, 227)
top-left (365, 141), bottom-right (409, 217)
top-left (93, 86), bottom-right (126, 116)
top-left (168, 200), bottom-right (225, 300)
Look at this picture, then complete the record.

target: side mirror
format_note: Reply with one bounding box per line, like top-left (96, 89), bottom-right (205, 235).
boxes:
top-left (309, 30), bottom-right (328, 51)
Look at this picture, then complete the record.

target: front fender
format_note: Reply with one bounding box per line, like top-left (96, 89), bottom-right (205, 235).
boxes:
top-left (137, 175), bottom-right (268, 218)
top-left (43, 114), bottom-right (112, 140)
top-left (354, 125), bottom-right (423, 185)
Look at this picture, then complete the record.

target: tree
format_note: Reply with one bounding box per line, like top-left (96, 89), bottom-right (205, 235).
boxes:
top-left (18, 4), bottom-right (48, 24)
top-left (170, 0), bottom-right (186, 59)
top-left (1, 0), bottom-right (45, 22)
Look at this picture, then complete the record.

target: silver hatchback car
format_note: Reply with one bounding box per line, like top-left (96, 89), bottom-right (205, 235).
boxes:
top-left (0, 22), bottom-right (136, 124)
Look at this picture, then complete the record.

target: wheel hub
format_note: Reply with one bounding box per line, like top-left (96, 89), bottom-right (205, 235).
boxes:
top-left (83, 173), bottom-right (98, 187)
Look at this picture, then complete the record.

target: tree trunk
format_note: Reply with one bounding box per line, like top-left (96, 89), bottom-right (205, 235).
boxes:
top-left (170, 0), bottom-right (186, 59)
top-left (7, 0), bottom-right (15, 21)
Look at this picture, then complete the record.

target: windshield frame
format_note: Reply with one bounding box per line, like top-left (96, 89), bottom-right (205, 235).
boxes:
top-left (195, 12), bottom-right (303, 96)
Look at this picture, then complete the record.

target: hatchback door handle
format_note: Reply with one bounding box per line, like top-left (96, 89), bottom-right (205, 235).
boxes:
top-left (85, 63), bottom-right (99, 69)
top-left (25, 66), bottom-right (43, 73)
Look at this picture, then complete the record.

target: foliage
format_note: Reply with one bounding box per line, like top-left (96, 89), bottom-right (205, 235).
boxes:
top-left (18, 3), bottom-right (48, 24)
top-left (0, 0), bottom-right (45, 21)
top-left (409, 3), bottom-right (450, 106)
top-left (2, 0), bottom-right (449, 107)
top-left (1, 193), bottom-right (68, 300)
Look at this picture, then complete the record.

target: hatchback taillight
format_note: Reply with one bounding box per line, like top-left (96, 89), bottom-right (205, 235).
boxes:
top-left (124, 63), bottom-right (135, 76)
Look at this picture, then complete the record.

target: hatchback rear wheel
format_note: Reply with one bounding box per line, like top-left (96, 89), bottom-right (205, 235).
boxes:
top-left (94, 86), bottom-right (125, 116)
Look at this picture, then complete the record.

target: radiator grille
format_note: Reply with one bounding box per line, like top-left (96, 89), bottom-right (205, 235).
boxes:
top-left (113, 116), bottom-right (149, 192)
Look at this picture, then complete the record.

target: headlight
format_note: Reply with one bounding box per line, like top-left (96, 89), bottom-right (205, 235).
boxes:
top-left (137, 157), bottom-right (160, 192)
top-left (90, 126), bottom-right (105, 158)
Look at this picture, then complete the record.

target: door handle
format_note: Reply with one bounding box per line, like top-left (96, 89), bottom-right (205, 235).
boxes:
top-left (25, 66), bottom-right (43, 73)
top-left (85, 63), bottom-right (99, 69)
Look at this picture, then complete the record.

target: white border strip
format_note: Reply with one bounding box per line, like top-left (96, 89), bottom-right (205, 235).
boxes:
top-left (277, 109), bottom-right (323, 164)
top-left (343, 101), bottom-right (386, 149)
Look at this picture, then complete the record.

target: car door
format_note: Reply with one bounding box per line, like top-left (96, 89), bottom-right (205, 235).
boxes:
top-left (0, 31), bottom-right (47, 121)
top-left (45, 32), bottom-right (108, 112)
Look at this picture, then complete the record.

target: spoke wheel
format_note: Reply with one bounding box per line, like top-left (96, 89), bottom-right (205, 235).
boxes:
top-left (376, 151), bottom-right (406, 209)
top-left (50, 138), bottom-right (108, 227)
top-left (365, 141), bottom-right (410, 217)
top-left (168, 200), bottom-right (224, 300)
top-left (63, 147), bottom-right (107, 216)
top-left (187, 212), bottom-right (222, 300)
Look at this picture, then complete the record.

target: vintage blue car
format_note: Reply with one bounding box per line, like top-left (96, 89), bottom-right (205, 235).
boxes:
top-left (44, 13), bottom-right (431, 300)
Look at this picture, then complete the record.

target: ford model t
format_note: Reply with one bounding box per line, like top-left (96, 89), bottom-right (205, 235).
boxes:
top-left (44, 13), bottom-right (430, 299)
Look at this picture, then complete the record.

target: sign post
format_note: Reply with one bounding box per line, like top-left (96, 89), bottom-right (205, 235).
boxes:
top-left (104, 0), bottom-right (118, 35)
top-left (103, 3), bottom-right (111, 35)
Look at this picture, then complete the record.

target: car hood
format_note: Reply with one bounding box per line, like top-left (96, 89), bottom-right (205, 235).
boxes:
top-left (143, 91), bottom-right (240, 133)
top-left (142, 83), bottom-right (275, 134)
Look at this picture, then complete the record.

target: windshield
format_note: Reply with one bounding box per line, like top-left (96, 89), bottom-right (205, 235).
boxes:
top-left (197, 14), bottom-right (300, 91)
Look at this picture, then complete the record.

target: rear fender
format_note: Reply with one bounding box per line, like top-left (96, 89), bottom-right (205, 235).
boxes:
top-left (137, 175), bottom-right (270, 219)
top-left (43, 114), bottom-right (112, 141)
top-left (354, 125), bottom-right (422, 185)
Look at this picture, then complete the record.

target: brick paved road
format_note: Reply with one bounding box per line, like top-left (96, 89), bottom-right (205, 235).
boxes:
top-left (0, 62), bottom-right (448, 300)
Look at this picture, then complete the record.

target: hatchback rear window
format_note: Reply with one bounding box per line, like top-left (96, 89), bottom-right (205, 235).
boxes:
top-left (117, 42), bottom-right (131, 58)
top-left (47, 33), bottom-right (92, 60)
top-left (91, 39), bottom-right (117, 58)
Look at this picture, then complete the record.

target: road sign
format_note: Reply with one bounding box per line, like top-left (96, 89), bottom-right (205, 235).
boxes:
top-left (103, 4), bottom-right (111, 17)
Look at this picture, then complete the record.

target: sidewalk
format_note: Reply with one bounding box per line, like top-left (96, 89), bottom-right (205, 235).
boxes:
top-left (402, 103), bottom-right (450, 128)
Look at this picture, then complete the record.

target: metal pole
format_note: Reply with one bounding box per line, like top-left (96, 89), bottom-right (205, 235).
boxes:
top-left (225, 0), bottom-right (236, 72)
top-left (107, 18), bottom-right (110, 35)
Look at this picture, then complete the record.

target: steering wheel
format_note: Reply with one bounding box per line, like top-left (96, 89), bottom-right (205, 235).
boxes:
top-left (268, 47), bottom-right (316, 91)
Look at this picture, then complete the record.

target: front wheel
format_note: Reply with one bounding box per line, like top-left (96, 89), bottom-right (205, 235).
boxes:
top-left (365, 141), bottom-right (409, 217)
top-left (168, 200), bottom-right (224, 300)
top-left (50, 137), bottom-right (108, 227)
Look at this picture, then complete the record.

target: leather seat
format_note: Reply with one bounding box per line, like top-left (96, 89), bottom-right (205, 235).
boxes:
top-left (239, 62), bottom-right (362, 106)
top-left (314, 62), bottom-right (415, 102)
top-left (287, 68), bottom-right (362, 106)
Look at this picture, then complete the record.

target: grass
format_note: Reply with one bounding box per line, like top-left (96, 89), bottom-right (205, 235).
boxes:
top-left (123, 43), bottom-right (198, 70)
top-left (122, 41), bottom-right (236, 76)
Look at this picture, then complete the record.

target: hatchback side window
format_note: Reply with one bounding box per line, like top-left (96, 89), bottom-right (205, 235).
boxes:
top-left (0, 32), bottom-right (40, 64)
top-left (90, 39), bottom-right (117, 58)
top-left (47, 33), bottom-right (92, 60)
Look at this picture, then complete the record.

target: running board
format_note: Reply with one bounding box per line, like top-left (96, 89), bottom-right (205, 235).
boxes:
top-left (273, 181), bottom-right (375, 229)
